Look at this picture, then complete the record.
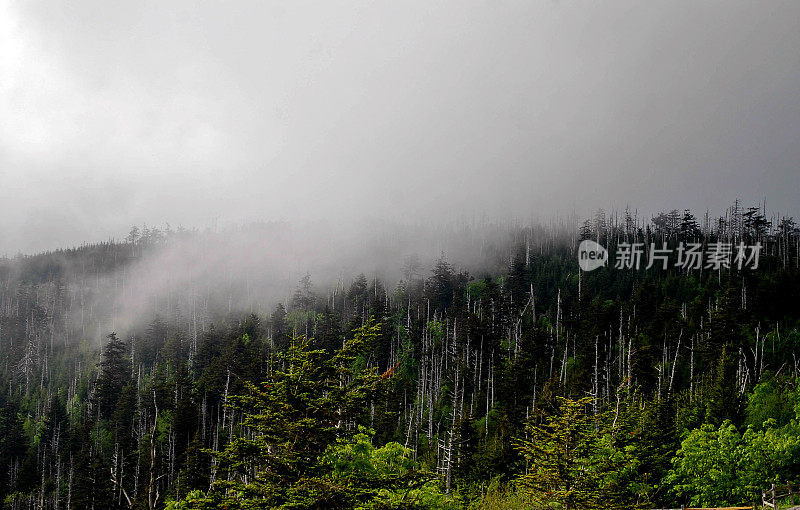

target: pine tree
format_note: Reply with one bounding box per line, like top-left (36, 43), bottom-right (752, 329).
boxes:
top-left (515, 397), bottom-right (621, 510)
top-left (96, 333), bottom-right (132, 420)
top-left (270, 303), bottom-right (289, 350)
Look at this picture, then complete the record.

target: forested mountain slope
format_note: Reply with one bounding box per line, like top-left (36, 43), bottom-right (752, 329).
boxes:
top-left (1, 203), bottom-right (799, 509)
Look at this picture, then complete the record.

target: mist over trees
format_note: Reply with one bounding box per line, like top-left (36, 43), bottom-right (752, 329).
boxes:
top-left (0, 201), bottom-right (799, 508)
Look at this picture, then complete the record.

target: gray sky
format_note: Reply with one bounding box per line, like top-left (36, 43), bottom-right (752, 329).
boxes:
top-left (2, 0), bottom-right (799, 254)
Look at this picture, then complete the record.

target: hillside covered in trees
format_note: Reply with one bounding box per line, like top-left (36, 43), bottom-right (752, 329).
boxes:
top-left (1, 202), bottom-right (799, 509)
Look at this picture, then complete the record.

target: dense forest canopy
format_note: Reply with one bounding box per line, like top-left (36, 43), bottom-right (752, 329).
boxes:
top-left (0, 201), bottom-right (799, 509)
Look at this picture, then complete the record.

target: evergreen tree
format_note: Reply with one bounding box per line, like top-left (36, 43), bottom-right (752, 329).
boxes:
top-left (95, 332), bottom-right (132, 420)
top-left (270, 302), bottom-right (289, 350)
top-left (515, 397), bottom-right (629, 510)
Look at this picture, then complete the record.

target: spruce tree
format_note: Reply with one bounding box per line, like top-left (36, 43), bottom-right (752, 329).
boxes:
top-left (96, 332), bottom-right (131, 420)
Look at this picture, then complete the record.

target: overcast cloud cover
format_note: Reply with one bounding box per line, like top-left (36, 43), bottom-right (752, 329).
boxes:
top-left (1, 0), bottom-right (799, 254)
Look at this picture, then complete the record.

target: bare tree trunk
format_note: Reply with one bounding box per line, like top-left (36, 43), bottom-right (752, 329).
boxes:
top-left (668, 329), bottom-right (682, 398)
top-left (148, 392), bottom-right (161, 510)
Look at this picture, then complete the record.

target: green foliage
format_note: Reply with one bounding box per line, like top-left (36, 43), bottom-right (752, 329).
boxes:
top-left (318, 428), bottom-right (453, 509)
top-left (664, 421), bottom-right (743, 506)
top-left (468, 478), bottom-right (538, 510)
top-left (745, 378), bottom-right (799, 429)
top-left (664, 419), bottom-right (800, 506)
top-left (515, 397), bottom-right (638, 509)
top-left (173, 319), bottom-right (452, 509)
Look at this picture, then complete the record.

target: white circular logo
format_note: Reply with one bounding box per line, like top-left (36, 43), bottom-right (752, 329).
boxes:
top-left (578, 240), bottom-right (608, 271)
